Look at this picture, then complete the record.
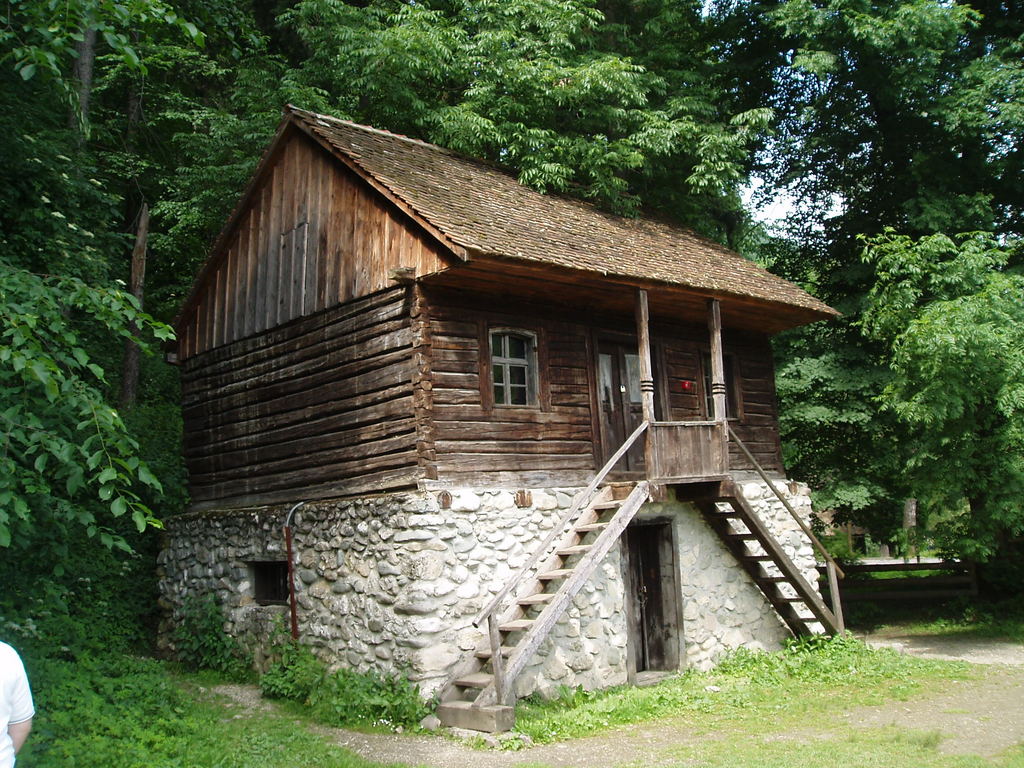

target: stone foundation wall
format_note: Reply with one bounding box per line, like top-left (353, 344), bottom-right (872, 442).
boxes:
top-left (158, 479), bottom-right (819, 698)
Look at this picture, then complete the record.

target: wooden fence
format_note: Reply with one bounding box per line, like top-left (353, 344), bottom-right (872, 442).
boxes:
top-left (817, 558), bottom-right (977, 602)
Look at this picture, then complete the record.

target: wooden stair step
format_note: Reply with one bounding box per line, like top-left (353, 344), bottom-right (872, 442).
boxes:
top-left (590, 500), bottom-right (621, 510)
top-left (575, 522), bottom-right (608, 532)
top-left (745, 555), bottom-right (775, 562)
top-left (556, 544), bottom-right (592, 556)
top-left (517, 593), bottom-right (555, 605)
top-left (436, 701), bottom-right (515, 733)
top-left (537, 568), bottom-right (575, 580)
top-left (755, 576), bottom-right (791, 583)
top-left (454, 672), bottom-right (493, 689)
top-left (724, 532), bottom-right (758, 540)
top-left (499, 618), bottom-right (534, 632)
top-left (475, 645), bottom-right (516, 659)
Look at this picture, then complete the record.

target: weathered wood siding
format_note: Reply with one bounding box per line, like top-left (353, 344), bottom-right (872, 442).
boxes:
top-left (178, 129), bottom-right (451, 360)
top-left (422, 291), bottom-right (784, 485)
top-left (424, 291), bottom-right (599, 488)
top-left (182, 288), bottom-right (421, 509)
top-left (658, 330), bottom-right (783, 473)
top-left (723, 335), bottom-right (784, 473)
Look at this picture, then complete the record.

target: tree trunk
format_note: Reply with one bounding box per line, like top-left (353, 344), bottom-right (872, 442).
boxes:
top-left (68, 26), bottom-right (97, 132)
top-left (119, 204), bottom-right (149, 411)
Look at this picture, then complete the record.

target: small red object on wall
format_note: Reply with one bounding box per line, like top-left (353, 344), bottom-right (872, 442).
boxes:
top-left (680, 380), bottom-right (695, 392)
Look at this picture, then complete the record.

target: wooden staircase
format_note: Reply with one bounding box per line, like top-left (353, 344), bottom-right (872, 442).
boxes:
top-left (436, 480), bottom-right (652, 732)
top-left (690, 477), bottom-right (842, 636)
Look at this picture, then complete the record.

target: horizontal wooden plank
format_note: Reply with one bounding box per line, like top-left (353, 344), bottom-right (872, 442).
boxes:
top-left (185, 387), bottom-right (414, 454)
top-left (185, 353), bottom-right (413, 434)
top-left (189, 466), bottom-right (421, 509)
top-left (434, 439), bottom-right (592, 455)
top-left (189, 416), bottom-right (417, 472)
top-left (184, 313), bottom-right (411, 402)
top-left (189, 431), bottom-right (417, 486)
top-left (185, 340), bottom-right (412, 419)
top-left (183, 285), bottom-right (408, 374)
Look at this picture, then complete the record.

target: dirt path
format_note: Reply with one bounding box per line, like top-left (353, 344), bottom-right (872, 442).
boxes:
top-left (212, 634), bottom-right (1024, 767)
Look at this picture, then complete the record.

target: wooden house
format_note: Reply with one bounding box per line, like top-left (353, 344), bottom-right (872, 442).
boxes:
top-left (161, 106), bottom-right (845, 732)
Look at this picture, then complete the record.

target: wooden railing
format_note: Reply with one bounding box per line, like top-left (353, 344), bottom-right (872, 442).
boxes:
top-left (471, 421), bottom-right (650, 703)
top-left (648, 420), bottom-right (728, 481)
top-left (726, 424), bottom-right (846, 632)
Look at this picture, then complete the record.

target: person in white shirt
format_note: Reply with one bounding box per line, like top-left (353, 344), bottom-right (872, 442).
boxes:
top-left (0, 642), bottom-right (33, 768)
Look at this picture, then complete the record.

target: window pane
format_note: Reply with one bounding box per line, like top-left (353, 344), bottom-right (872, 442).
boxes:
top-left (510, 385), bottom-right (527, 405)
top-left (625, 353), bottom-right (642, 403)
top-left (599, 354), bottom-right (614, 406)
top-left (494, 384), bottom-right (506, 404)
top-left (492, 364), bottom-right (505, 385)
top-left (507, 335), bottom-right (528, 360)
top-left (490, 332), bottom-right (502, 356)
top-left (509, 365), bottom-right (526, 386)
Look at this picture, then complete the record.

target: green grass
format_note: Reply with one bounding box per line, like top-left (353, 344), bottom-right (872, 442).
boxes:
top-left (848, 595), bottom-right (1024, 642)
top-left (513, 635), bottom-right (971, 744)
top-left (19, 652), bottom-right (412, 768)
top-left (657, 727), bottom-right (1024, 768)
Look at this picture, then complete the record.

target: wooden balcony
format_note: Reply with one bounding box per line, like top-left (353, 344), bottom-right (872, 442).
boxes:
top-left (647, 420), bottom-right (728, 484)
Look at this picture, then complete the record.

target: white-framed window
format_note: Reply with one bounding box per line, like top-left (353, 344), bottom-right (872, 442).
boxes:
top-left (489, 329), bottom-right (538, 406)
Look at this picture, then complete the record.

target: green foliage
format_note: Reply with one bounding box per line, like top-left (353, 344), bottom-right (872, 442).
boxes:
top-left (1, 0), bottom-right (203, 99)
top-left (262, 639), bottom-right (431, 730)
top-left (0, 265), bottom-right (172, 549)
top-left (282, 0), bottom-right (763, 228)
top-left (862, 231), bottom-right (1024, 561)
top-left (308, 665), bottom-right (432, 730)
top-left (172, 594), bottom-right (248, 677)
top-left (259, 641), bottom-right (325, 703)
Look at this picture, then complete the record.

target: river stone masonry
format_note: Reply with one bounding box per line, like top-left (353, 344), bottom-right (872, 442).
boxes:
top-left (158, 479), bottom-right (820, 698)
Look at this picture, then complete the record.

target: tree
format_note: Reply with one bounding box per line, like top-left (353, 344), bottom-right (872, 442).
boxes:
top-left (282, 0), bottom-right (769, 230)
top-left (0, 266), bottom-right (172, 548)
top-left (0, 0), bottom-right (201, 549)
top-left (718, 0), bottom-right (1024, 542)
top-left (861, 231), bottom-right (1024, 562)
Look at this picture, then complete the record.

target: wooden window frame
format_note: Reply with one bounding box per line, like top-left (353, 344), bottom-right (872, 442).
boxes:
top-left (486, 328), bottom-right (540, 408)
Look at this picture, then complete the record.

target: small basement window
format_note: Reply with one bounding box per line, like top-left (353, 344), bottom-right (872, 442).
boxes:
top-left (490, 330), bottom-right (537, 406)
top-left (249, 561), bottom-right (289, 605)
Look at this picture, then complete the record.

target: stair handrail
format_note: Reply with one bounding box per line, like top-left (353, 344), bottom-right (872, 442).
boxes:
top-left (472, 420), bottom-right (650, 629)
top-left (726, 424), bottom-right (845, 631)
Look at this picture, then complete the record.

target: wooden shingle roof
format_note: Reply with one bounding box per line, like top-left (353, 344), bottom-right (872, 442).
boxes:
top-left (288, 105), bottom-right (836, 322)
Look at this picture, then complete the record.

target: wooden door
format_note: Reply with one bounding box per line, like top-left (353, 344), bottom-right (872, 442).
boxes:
top-left (597, 340), bottom-right (645, 471)
top-left (626, 522), bottom-right (680, 673)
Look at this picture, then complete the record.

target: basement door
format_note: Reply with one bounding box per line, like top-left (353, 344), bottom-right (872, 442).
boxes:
top-left (597, 340), bottom-right (645, 472)
top-left (625, 522), bottom-right (681, 673)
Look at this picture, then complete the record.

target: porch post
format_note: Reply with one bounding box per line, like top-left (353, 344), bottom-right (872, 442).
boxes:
top-left (636, 289), bottom-right (658, 490)
top-left (707, 298), bottom-right (727, 423)
top-left (635, 289), bottom-right (656, 423)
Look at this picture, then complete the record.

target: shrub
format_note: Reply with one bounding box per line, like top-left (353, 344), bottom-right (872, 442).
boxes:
top-left (260, 641), bottom-right (325, 702)
top-left (309, 666), bottom-right (433, 729)
top-left (172, 593), bottom-right (248, 677)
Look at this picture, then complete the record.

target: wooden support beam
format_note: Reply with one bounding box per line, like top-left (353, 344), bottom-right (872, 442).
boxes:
top-left (707, 298), bottom-right (727, 424)
top-left (635, 289), bottom-right (656, 423)
top-left (635, 289), bottom-right (657, 483)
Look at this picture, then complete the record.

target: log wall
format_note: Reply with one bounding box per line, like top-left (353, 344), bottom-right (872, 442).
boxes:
top-left (423, 290), bottom-right (785, 486)
top-left (658, 331), bottom-right (783, 473)
top-left (181, 287), bottom-right (421, 509)
top-left (424, 291), bottom-right (599, 488)
top-left (177, 129), bottom-right (451, 360)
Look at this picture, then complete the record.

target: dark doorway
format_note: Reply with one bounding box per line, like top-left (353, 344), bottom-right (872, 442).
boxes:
top-left (626, 522), bottom-right (680, 673)
top-left (597, 339), bottom-right (645, 471)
